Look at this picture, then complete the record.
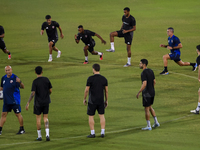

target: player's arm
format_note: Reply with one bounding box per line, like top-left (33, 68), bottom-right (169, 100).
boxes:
top-left (49, 88), bottom-right (52, 95)
top-left (58, 26), bottom-right (64, 39)
top-left (83, 86), bottom-right (90, 105)
top-left (123, 25), bottom-right (136, 34)
top-left (153, 79), bottom-right (156, 86)
top-left (75, 34), bottom-right (80, 44)
top-left (95, 33), bottom-right (106, 44)
top-left (0, 33), bottom-right (5, 38)
top-left (16, 77), bottom-right (24, 89)
top-left (198, 66), bottom-right (200, 82)
top-left (136, 80), bottom-right (147, 99)
top-left (160, 44), bottom-right (169, 48)
top-left (168, 43), bottom-right (182, 50)
top-left (104, 86), bottom-right (108, 108)
top-left (40, 30), bottom-right (44, 35)
top-left (0, 87), bottom-right (3, 91)
top-left (26, 91), bottom-right (35, 110)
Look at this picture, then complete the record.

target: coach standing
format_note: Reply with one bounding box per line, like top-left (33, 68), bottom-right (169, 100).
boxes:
top-left (26, 66), bottom-right (52, 141)
top-left (0, 66), bottom-right (25, 135)
top-left (84, 64), bottom-right (108, 138)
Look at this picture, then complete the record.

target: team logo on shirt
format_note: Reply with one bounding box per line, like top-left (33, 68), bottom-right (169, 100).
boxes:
top-left (3, 80), bottom-right (5, 84)
top-left (123, 22), bottom-right (129, 25)
top-left (46, 27), bottom-right (48, 29)
top-left (10, 80), bottom-right (13, 83)
top-left (85, 35), bottom-right (87, 38)
top-left (171, 40), bottom-right (173, 43)
top-left (52, 26), bottom-right (55, 29)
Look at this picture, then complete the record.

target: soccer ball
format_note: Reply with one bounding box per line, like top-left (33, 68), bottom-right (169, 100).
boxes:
top-left (0, 91), bottom-right (3, 99)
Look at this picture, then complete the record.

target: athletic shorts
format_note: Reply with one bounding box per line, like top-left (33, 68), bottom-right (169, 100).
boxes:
top-left (48, 38), bottom-right (58, 47)
top-left (0, 38), bottom-right (6, 51)
top-left (34, 104), bottom-right (49, 115)
top-left (3, 104), bottom-right (21, 114)
top-left (143, 97), bottom-right (154, 107)
top-left (117, 30), bottom-right (133, 45)
top-left (87, 103), bottom-right (105, 116)
top-left (86, 40), bottom-right (96, 53)
top-left (169, 53), bottom-right (181, 62)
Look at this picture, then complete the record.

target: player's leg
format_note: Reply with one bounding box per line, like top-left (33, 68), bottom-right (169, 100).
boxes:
top-left (87, 103), bottom-right (96, 138)
top-left (52, 43), bottom-right (61, 58)
top-left (0, 112), bottom-right (8, 135)
top-left (98, 103), bottom-right (105, 137)
top-left (48, 41), bottom-right (54, 62)
top-left (36, 115), bottom-right (42, 140)
top-left (83, 45), bottom-right (89, 64)
top-left (149, 106), bottom-right (160, 128)
top-left (90, 49), bottom-right (103, 60)
top-left (176, 60), bottom-right (197, 71)
top-left (160, 54), bottom-right (171, 75)
top-left (14, 105), bottom-right (25, 134)
top-left (142, 97), bottom-right (152, 130)
top-left (106, 31), bottom-right (119, 52)
top-left (124, 44), bottom-right (131, 67)
top-left (43, 105), bottom-right (50, 141)
top-left (190, 88), bottom-right (200, 114)
top-left (0, 39), bottom-right (11, 59)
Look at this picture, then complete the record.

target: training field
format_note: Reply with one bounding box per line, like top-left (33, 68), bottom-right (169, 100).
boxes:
top-left (0, 0), bottom-right (200, 149)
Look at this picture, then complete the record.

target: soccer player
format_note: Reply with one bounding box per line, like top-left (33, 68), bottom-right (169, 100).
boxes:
top-left (106, 7), bottom-right (136, 67)
top-left (41, 15), bottom-right (64, 62)
top-left (160, 27), bottom-right (197, 75)
top-left (136, 59), bottom-right (160, 130)
top-left (0, 25), bottom-right (11, 59)
top-left (190, 45), bottom-right (200, 114)
top-left (26, 66), bottom-right (52, 141)
top-left (83, 64), bottom-right (108, 138)
top-left (0, 66), bottom-right (25, 135)
top-left (75, 25), bottom-right (106, 64)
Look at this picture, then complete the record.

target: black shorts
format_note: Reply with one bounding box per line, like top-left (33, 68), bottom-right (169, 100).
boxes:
top-left (34, 104), bottom-right (49, 115)
top-left (48, 38), bottom-right (58, 47)
top-left (0, 38), bottom-right (6, 51)
top-left (3, 104), bottom-right (21, 114)
top-left (169, 53), bottom-right (181, 62)
top-left (86, 40), bottom-right (96, 53)
top-left (117, 30), bottom-right (133, 45)
top-left (87, 103), bottom-right (105, 116)
top-left (143, 97), bottom-right (154, 107)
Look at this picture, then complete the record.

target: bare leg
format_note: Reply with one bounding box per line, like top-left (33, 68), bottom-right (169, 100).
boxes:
top-left (110, 31), bottom-right (118, 42)
top-left (91, 51), bottom-right (98, 55)
top-left (163, 54), bottom-right (171, 67)
top-left (149, 106), bottom-right (156, 117)
top-left (99, 114), bottom-right (105, 129)
top-left (176, 60), bottom-right (190, 66)
top-left (127, 44), bottom-right (131, 57)
top-left (15, 113), bottom-right (23, 126)
top-left (43, 114), bottom-right (49, 129)
top-left (36, 115), bottom-right (41, 130)
top-left (0, 112), bottom-right (8, 127)
top-left (48, 42), bottom-right (54, 54)
top-left (52, 46), bottom-right (58, 52)
top-left (3, 49), bottom-right (10, 54)
top-left (83, 46), bottom-right (89, 57)
top-left (144, 107), bottom-right (150, 121)
top-left (88, 115), bottom-right (95, 130)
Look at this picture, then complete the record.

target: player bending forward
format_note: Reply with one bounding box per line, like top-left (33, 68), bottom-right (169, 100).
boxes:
top-left (41, 15), bottom-right (64, 62)
top-left (136, 59), bottom-right (160, 130)
top-left (0, 26), bottom-right (11, 59)
top-left (75, 25), bottom-right (106, 64)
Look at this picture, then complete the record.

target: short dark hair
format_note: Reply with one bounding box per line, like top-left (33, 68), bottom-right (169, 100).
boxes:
top-left (124, 7), bottom-right (130, 12)
top-left (140, 59), bottom-right (148, 66)
top-left (35, 66), bottom-right (43, 75)
top-left (78, 25), bottom-right (83, 29)
top-left (92, 64), bottom-right (100, 72)
top-left (197, 45), bottom-right (200, 51)
top-left (45, 15), bottom-right (51, 19)
top-left (168, 27), bottom-right (174, 33)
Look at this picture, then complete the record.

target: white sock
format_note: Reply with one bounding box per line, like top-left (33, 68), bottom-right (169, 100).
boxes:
top-left (147, 120), bottom-right (151, 127)
top-left (127, 57), bottom-right (131, 64)
top-left (49, 54), bottom-right (52, 59)
top-left (85, 56), bottom-right (88, 61)
top-left (97, 52), bottom-right (102, 55)
top-left (111, 42), bottom-right (115, 50)
top-left (101, 129), bottom-right (105, 135)
top-left (37, 130), bottom-right (42, 138)
top-left (196, 102), bottom-right (200, 111)
top-left (45, 128), bottom-right (49, 137)
top-left (58, 50), bottom-right (61, 53)
top-left (154, 116), bottom-right (158, 124)
top-left (91, 130), bottom-right (95, 135)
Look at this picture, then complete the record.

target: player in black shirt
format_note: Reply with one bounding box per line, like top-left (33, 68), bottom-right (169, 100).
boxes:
top-left (83, 64), bottom-right (108, 138)
top-left (26, 66), bottom-right (52, 141)
top-left (41, 15), bottom-right (64, 62)
top-left (0, 25), bottom-right (11, 59)
top-left (106, 7), bottom-right (136, 67)
top-left (136, 59), bottom-right (160, 130)
top-left (190, 45), bottom-right (200, 114)
top-left (75, 25), bottom-right (106, 64)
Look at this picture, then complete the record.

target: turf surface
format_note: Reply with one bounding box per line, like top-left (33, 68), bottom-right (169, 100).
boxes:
top-left (0, 0), bottom-right (200, 149)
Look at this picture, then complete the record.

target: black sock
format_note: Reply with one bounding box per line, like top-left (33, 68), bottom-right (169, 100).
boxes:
top-left (8, 52), bottom-right (11, 55)
top-left (0, 127), bottom-right (2, 131)
top-left (190, 63), bottom-right (195, 66)
top-left (20, 126), bottom-right (24, 130)
top-left (164, 67), bottom-right (168, 72)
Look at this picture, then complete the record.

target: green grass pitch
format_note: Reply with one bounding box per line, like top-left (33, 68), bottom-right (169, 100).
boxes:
top-left (0, 0), bottom-right (200, 149)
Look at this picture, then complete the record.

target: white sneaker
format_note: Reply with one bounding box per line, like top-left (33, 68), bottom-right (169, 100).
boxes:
top-left (142, 126), bottom-right (152, 131)
top-left (190, 109), bottom-right (199, 114)
top-left (152, 123), bottom-right (160, 128)
top-left (57, 51), bottom-right (61, 58)
top-left (106, 48), bottom-right (115, 52)
top-left (123, 63), bottom-right (131, 67)
top-left (48, 58), bottom-right (53, 62)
